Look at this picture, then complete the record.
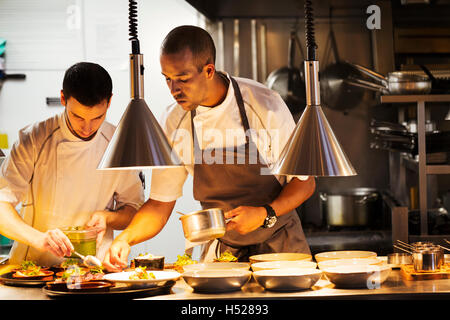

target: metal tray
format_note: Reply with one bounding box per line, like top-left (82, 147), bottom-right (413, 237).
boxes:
top-left (0, 271), bottom-right (54, 287)
top-left (42, 280), bottom-right (176, 299)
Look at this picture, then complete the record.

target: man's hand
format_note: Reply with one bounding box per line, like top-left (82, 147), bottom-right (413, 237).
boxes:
top-left (102, 239), bottom-right (130, 272)
top-left (37, 229), bottom-right (74, 258)
top-left (224, 206), bottom-right (267, 235)
top-left (86, 211), bottom-right (109, 248)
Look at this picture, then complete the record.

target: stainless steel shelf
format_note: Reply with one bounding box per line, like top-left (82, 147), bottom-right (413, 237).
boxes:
top-left (380, 94), bottom-right (450, 236)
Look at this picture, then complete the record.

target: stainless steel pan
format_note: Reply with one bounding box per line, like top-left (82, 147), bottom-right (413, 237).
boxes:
top-left (344, 63), bottom-right (432, 95)
top-left (179, 208), bottom-right (227, 243)
top-left (266, 29), bottom-right (306, 121)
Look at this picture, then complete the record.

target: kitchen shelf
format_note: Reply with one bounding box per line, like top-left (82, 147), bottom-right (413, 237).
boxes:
top-left (380, 94), bottom-right (450, 237)
top-left (381, 94), bottom-right (450, 103)
top-left (401, 157), bottom-right (450, 175)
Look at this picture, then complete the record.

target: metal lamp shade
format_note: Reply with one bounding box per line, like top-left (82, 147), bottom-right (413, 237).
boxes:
top-left (97, 98), bottom-right (181, 170)
top-left (271, 104), bottom-right (356, 177)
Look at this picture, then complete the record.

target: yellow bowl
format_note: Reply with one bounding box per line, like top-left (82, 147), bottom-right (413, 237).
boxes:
top-left (249, 253), bottom-right (312, 264)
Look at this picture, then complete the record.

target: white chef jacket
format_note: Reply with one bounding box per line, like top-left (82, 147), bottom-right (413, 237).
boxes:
top-left (149, 72), bottom-right (308, 203)
top-left (0, 112), bottom-right (144, 266)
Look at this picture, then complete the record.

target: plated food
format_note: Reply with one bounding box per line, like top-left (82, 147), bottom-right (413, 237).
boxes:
top-left (166, 253), bottom-right (198, 273)
top-left (214, 250), bottom-right (238, 262)
top-left (11, 260), bottom-right (54, 280)
top-left (253, 268), bottom-right (322, 291)
top-left (104, 270), bottom-right (181, 286)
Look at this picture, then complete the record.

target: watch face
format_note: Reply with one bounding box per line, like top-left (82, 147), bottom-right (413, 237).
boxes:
top-left (266, 216), bottom-right (277, 228)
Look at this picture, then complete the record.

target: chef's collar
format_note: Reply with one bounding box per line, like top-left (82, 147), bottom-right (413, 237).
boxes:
top-left (59, 111), bottom-right (103, 143)
top-left (195, 72), bottom-right (234, 115)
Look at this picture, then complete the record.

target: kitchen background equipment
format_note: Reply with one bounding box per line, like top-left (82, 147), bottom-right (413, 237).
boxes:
top-left (394, 240), bottom-right (445, 272)
top-left (319, 188), bottom-right (383, 229)
top-left (266, 27), bottom-right (306, 122)
top-left (342, 63), bottom-right (432, 95)
top-left (179, 208), bottom-right (227, 242)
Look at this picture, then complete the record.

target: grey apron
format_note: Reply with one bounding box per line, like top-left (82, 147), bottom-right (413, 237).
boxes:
top-left (190, 76), bottom-right (310, 262)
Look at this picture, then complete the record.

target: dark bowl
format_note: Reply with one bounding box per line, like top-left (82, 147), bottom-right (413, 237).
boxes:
top-left (132, 255), bottom-right (165, 270)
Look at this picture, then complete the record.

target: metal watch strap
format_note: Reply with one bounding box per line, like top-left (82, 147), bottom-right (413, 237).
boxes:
top-left (262, 204), bottom-right (277, 228)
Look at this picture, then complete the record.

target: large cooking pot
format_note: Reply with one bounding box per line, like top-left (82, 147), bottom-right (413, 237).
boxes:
top-left (320, 188), bottom-right (381, 228)
top-left (266, 30), bottom-right (306, 122)
top-left (179, 208), bottom-right (227, 242)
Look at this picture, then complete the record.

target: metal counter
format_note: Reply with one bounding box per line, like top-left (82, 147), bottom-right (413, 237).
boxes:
top-left (1, 270), bottom-right (450, 300)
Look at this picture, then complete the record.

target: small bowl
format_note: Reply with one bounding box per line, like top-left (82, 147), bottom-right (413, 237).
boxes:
top-left (183, 262), bottom-right (250, 272)
top-left (318, 258), bottom-right (382, 270)
top-left (253, 268), bottom-right (322, 291)
top-left (132, 254), bottom-right (165, 270)
top-left (314, 251), bottom-right (377, 262)
top-left (182, 270), bottom-right (252, 293)
top-left (322, 265), bottom-right (391, 289)
top-left (249, 253), bottom-right (312, 264)
top-left (251, 261), bottom-right (317, 272)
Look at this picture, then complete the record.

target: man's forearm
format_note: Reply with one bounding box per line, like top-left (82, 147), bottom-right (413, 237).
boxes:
top-left (269, 177), bottom-right (316, 216)
top-left (114, 199), bottom-right (176, 246)
top-left (105, 204), bottom-right (138, 230)
top-left (0, 201), bottom-right (43, 249)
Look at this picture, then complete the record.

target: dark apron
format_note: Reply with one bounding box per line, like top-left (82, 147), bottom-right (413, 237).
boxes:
top-left (190, 76), bottom-right (310, 262)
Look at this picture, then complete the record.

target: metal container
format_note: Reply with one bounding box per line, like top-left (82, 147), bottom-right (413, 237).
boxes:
top-left (320, 188), bottom-right (381, 227)
top-left (387, 253), bottom-right (412, 266)
top-left (179, 208), bottom-right (226, 242)
top-left (413, 247), bottom-right (444, 272)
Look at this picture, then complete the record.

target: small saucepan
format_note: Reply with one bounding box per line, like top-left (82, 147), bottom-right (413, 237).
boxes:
top-left (178, 208), bottom-right (228, 243)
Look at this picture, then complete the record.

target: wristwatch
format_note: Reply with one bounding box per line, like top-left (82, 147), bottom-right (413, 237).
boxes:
top-left (262, 204), bottom-right (277, 228)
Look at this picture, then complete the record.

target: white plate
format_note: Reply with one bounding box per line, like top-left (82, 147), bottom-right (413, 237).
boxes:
top-left (314, 251), bottom-right (377, 262)
top-left (249, 253), bottom-right (312, 263)
top-left (251, 260), bottom-right (317, 272)
top-left (182, 270), bottom-right (252, 293)
top-left (317, 258), bottom-right (382, 270)
top-left (322, 265), bottom-right (391, 289)
top-left (253, 268), bottom-right (322, 291)
top-left (183, 262), bottom-right (250, 272)
top-left (104, 270), bottom-right (181, 286)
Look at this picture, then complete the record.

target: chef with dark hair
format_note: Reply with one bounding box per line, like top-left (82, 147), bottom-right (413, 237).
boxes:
top-left (104, 26), bottom-right (315, 270)
top-left (0, 62), bottom-right (144, 266)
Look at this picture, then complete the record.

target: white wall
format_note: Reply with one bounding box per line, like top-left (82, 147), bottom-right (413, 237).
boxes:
top-left (0, 0), bottom-right (203, 263)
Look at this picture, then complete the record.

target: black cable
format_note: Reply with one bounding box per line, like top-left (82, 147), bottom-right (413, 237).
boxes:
top-left (129, 0), bottom-right (140, 54)
top-left (304, 0), bottom-right (317, 61)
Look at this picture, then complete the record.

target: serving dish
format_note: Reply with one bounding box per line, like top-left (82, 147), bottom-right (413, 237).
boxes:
top-left (43, 280), bottom-right (176, 299)
top-left (314, 250), bottom-right (377, 262)
top-left (132, 253), bottom-right (165, 270)
top-left (249, 253), bottom-right (312, 263)
top-left (182, 269), bottom-right (252, 293)
top-left (104, 270), bottom-right (180, 287)
top-left (251, 260), bottom-right (317, 272)
top-left (253, 268), bottom-right (322, 291)
top-left (322, 265), bottom-right (391, 289)
top-left (182, 262), bottom-right (250, 272)
top-left (0, 271), bottom-right (54, 287)
top-left (317, 258), bottom-right (382, 270)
